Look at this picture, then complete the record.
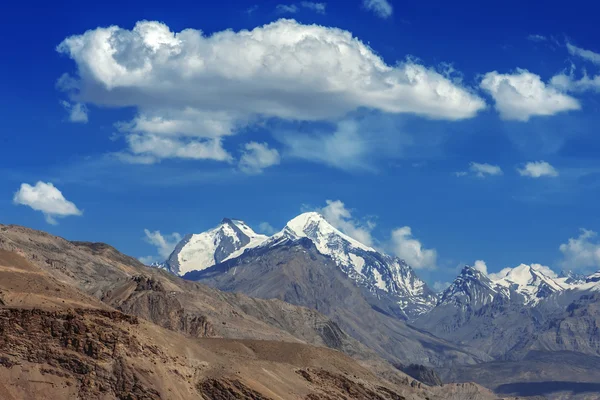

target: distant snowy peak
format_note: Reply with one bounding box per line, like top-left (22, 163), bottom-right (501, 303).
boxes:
top-left (267, 212), bottom-right (436, 317)
top-left (559, 270), bottom-right (587, 285)
top-left (492, 264), bottom-right (565, 304)
top-left (278, 212), bottom-right (376, 253)
top-left (440, 263), bottom-right (571, 309)
top-left (586, 271), bottom-right (600, 283)
top-left (439, 266), bottom-right (498, 309)
top-left (165, 218), bottom-right (267, 276)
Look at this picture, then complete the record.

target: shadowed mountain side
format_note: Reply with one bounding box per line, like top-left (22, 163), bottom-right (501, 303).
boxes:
top-left (186, 237), bottom-right (489, 368)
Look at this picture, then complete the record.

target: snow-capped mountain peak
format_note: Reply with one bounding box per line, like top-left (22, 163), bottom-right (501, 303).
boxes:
top-left (438, 266), bottom-right (498, 308)
top-left (165, 218), bottom-right (267, 276)
top-left (265, 211), bottom-right (436, 318)
top-left (492, 264), bottom-right (565, 304)
top-left (281, 212), bottom-right (376, 253)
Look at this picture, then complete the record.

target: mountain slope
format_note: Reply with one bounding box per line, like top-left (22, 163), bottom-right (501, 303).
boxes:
top-left (187, 236), bottom-right (489, 368)
top-left (258, 212), bottom-right (437, 317)
top-left (0, 224), bottom-right (509, 400)
top-left (415, 264), bottom-right (600, 360)
top-left (0, 251), bottom-right (417, 400)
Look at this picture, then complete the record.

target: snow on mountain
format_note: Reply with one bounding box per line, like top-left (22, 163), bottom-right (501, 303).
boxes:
top-left (438, 266), bottom-right (498, 310)
top-left (558, 270), bottom-right (587, 285)
top-left (265, 212), bottom-right (437, 317)
top-left (586, 271), bottom-right (600, 283)
top-left (164, 218), bottom-right (267, 276)
top-left (438, 263), bottom-right (600, 311)
top-left (491, 264), bottom-right (566, 304)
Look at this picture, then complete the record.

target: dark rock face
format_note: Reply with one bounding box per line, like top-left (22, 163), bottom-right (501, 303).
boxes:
top-left (214, 218), bottom-right (251, 263)
top-left (397, 364), bottom-right (443, 387)
top-left (0, 308), bottom-right (160, 399)
top-left (109, 278), bottom-right (215, 339)
top-left (133, 275), bottom-right (165, 292)
top-left (197, 378), bottom-right (272, 400)
top-left (296, 369), bottom-right (407, 400)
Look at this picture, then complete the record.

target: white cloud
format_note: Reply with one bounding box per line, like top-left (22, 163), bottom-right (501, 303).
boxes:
top-left (480, 69), bottom-right (580, 121)
top-left (300, 2), bottom-right (326, 14)
top-left (246, 5), bottom-right (259, 14)
top-left (550, 71), bottom-right (600, 93)
top-left (518, 161), bottom-right (558, 178)
top-left (258, 222), bottom-right (277, 235)
top-left (363, 0), bottom-right (393, 18)
top-left (138, 255), bottom-right (157, 265)
top-left (527, 34), bottom-right (547, 42)
top-left (60, 100), bottom-right (88, 123)
top-left (13, 182), bottom-right (82, 224)
top-left (488, 267), bottom-right (512, 281)
top-left (559, 229), bottom-right (600, 271)
top-left (57, 19), bottom-right (485, 164)
top-left (473, 260), bottom-right (488, 275)
top-left (143, 229), bottom-right (182, 261)
top-left (469, 162), bottom-right (503, 178)
top-left (319, 199), bottom-right (375, 246)
top-left (279, 120), bottom-right (371, 170)
top-left (314, 199), bottom-right (438, 270)
top-left (239, 142), bottom-right (280, 174)
top-left (433, 281), bottom-right (451, 292)
top-left (567, 42), bottom-right (600, 65)
top-left (277, 2), bottom-right (325, 14)
top-left (389, 226), bottom-right (437, 269)
top-left (276, 4), bottom-right (298, 13)
top-left (125, 135), bottom-right (232, 163)
top-left (530, 263), bottom-right (558, 278)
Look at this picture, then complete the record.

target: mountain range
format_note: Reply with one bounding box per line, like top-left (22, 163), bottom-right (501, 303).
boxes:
top-left (0, 223), bottom-right (510, 400)
top-left (156, 212), bottom-right (600, 399)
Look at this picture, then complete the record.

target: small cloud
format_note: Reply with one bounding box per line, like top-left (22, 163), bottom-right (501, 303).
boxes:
top-left (258, 222), bottom-right (277, 235)
top-left (388, 226), bottom-right (437, 269)
top-left (518, 161), bottom-right (559, 178)
top-left (473, 260), bottom-right (488, 275)
top-left (469, 162), bottom-right (503, 178)
top-left (527, 34), bottom-right (547, 42)
top-left (559, 229), bottom-right (600, 272)
top-left (13, 181), bottom-right (82, 224)
top-left (362, 0), bottom-right (393, 18)
top-left (566, 42), bottom-right (600, 65)
top-left (142, 229), bottom-right (182, 263)
top-left (300, 1), bottom-right (326, 14)
top-left (138, 255), bottom-right (157, 265)
top-left (433, 281), bottom-right (451, 292)
top-left (455, 171), bottom-right (468, 177)
top-left (279, 120), bottom-right (372, 171)
top-left (319, 199), bottom-right (375, 246)
top-left (239, 142), bottom-right (280, 174)
top-left (246, 5), bottom-right (259, 14)
top-left (550, 69), bottom-right (600, 93)
top-left (480, 69), bottom-right (580, 121)
top-left (61, 100), bottom-right (88, 123)
top-left (276, 4), bottom-right (298, 13)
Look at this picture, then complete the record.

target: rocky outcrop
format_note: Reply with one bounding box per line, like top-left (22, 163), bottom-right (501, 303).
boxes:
top-left (110, 278), bottom-right (215, 338)
top-left (397, 364), bottom-right (443, 387)
top-left (296, 369), bottom-right (406, 400)
top-left (197, 378), bottom-right (272, 400)
top-left (0, 308), bottom-right (160, 399)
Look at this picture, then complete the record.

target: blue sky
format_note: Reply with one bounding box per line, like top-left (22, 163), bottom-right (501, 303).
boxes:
top-left (2, 0), bottom-right (600, 287)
